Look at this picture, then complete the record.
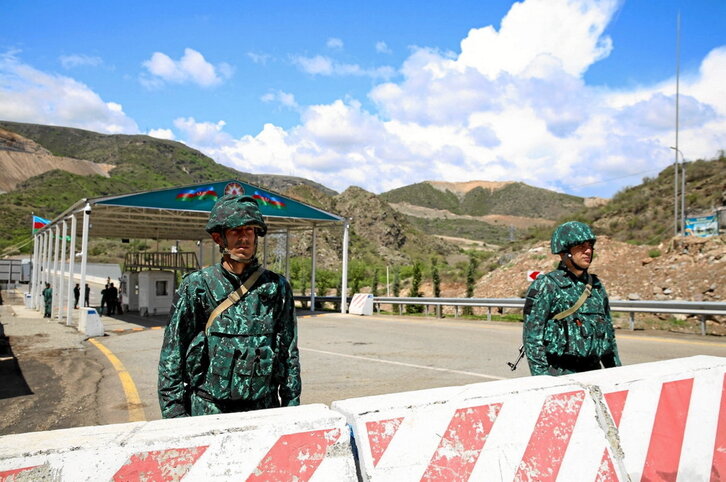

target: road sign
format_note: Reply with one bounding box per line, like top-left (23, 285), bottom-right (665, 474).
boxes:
top-left (527, 270), bottom-right (542, 282)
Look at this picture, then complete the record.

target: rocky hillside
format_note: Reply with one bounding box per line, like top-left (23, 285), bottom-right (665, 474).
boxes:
top-left (0, 128), bottom-right (114, 193)
top-left (380, 180), bottom-right (589, 245)
top-left (0, 121), bottom-right (334, 251)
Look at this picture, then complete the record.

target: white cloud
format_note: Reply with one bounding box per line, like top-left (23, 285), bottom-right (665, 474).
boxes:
top-left (141, 48), bottom-right (232, 88)
top-left (0, 51), bottom-right (138, 134)
top-left (292, 54), bottom-right (395, 80)
top-left (148, 128), bottom-right (175, 140)
top-left (375, 41), bottom-right (392, 54)
top-left (261, 90), bottom-right (299, 110)
top-left (327, 38), bottom-right (344, 50)
top-left (60, 54), bottom-right (102, 69)
top-left (247, 52), bottom-right (271, 65)
top-left (176, 0), bottom-right (725, 198)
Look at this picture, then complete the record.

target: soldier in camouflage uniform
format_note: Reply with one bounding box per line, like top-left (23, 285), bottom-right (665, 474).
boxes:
top-left (158, 195), bottom-right (301, 417)
top-left (523, 221), bottom-right (621, 376)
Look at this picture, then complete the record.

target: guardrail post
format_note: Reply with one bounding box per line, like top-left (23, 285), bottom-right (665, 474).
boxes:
top-left (454, 306), bottom-right (458, 318)
top-left (700, 315), bottom-right (706, 336)
top-left (629, 312), bottom-right (635, 330)
top-left (424, 305), bottom-right (428, 317)
top-left (487, 307), bottom-right (491, 322)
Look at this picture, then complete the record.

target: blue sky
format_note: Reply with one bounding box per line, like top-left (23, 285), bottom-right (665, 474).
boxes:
top-left (1, 0), bottom-right (724, 198)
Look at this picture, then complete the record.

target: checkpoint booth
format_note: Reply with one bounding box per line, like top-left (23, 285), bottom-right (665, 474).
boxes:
top-left (30, 179), bottom-right (351, 323)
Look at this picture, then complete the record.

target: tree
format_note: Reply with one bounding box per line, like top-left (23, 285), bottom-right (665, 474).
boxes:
top-left (432, 257), bottom-right (442, 318)
top-left (392, 269), bottom-right (400, 297)
top-left (407, 261), bottom-right (423, 314)
top-left (371, 268), bottom-right (379, 297)
top-left (463, 255), bottom-right (478, 316)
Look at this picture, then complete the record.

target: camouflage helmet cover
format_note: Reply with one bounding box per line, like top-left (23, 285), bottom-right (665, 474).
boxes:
top-left (550, 221), bottom-right (596, 254)
top-left (205, 194), bottom-right (268, 236)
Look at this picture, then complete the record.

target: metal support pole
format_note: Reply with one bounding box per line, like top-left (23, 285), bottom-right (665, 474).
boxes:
top-left (629, 312), bottom-right (635, 330)
top-left (263, 233), bottom-right (268, 269)
top-left (310, 225), bottom-right (316, 312)
top-left (52, 225), bottom-right (60, 318)
top-left (79, 204), bottom-right (91, 313)
top-left (58, 220), bottom-right (68, 321)
top-left (699, 315), bottom-right (706, 336)
top-left (285, 228), bottom-right (290, 280)
top-left (340, 220), bottom-right (350, 314)
top-left (31, 233), bottom-right (40, 308)
top-left (487, 306), bottom-right (492, 322)
top-left (66, 214), bottom-right (77, 325)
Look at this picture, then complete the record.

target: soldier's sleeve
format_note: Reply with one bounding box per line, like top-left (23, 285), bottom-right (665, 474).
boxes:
top-left (158, 279), bottom-right (199, 418)
top-left (523, 277), bottom-right (552, 376)
top-left (275, 277), bottom-right (301, 406)
top-left (600, 286), bottom-right (622, 368)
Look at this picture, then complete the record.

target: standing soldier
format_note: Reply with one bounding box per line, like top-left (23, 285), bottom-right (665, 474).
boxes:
top-left (523, 221), bottom-right (621, 376)
top-left (158, 195), bottom-right (301, 417)
top-left (42, 282), bottom-right (52, 318)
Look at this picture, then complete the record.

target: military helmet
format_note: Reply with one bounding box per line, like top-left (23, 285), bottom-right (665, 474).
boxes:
top-left (550, 221), bottom-right (596, 254)
top-left (205, 195), bottom-right (267, 236)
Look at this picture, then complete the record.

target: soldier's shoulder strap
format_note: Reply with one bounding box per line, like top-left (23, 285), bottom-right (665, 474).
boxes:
top-left (552, 272), bottom-right (592, 320)
top-left (205, 266), bottom-right (266, 335)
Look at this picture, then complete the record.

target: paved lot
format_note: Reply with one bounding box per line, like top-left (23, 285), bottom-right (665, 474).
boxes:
top-left (1, 291), bottom-right (725, 435)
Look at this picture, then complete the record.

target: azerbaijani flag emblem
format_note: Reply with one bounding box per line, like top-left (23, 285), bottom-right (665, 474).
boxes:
top-left (32, 215), bottom-right (50, 233)
top-left (176, 187), bottom-right (218, 202)
top-left (252, 191), bottom-right (286, 209)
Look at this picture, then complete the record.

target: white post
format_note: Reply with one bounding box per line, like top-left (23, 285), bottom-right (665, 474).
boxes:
top-left (285, 228), bottom-right (290, 280)
top-left (66, 214), bottom-right (77, 324)
top-left (263, 234), bottom-right (268, 269)
top-left (43, 231), bottom-right (51, 291)
top-left (58, 220), bottom-right (68, 320)
top-left (340, 220), bottom-right (350, 314)
top-left (52, 226), bottom-right (61, 318)
top-left (386, 265), bottom-right (390, 297)
top-left (310, 225), bottom-right (316, 312)
top-left (197, 240), bottom-right (203, 268)
top-left (79, 204), bottom-right (91, 313)
top-left (31, 233), bottom-right (40, 308)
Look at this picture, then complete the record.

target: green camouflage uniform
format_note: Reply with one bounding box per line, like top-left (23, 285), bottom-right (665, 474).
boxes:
top-left (523, 221), bottom-right (621, 376)
top-left (158, 194), bottom-right (301, 418)
top-left (43, 286), bottom-right (52, 318)
top-left (158, 258), bottom-right (301, 417)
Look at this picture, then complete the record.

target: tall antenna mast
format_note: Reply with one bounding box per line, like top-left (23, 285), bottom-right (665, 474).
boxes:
top-left (673, 11), bottom-right (681, 236)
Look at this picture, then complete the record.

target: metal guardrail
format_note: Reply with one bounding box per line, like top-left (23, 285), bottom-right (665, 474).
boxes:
top-left (294, 295), bottom-right (726, 336)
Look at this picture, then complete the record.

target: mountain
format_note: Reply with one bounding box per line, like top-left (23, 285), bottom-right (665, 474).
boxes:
top-left (379, 180), bottom-right (588, 246)
top-left (0, 121), bottom-right (334, 252)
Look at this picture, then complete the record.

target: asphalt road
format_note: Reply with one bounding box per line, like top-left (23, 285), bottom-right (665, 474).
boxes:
top-left (2, 302), bottom-right (725, 434)
top-left (93, 310), bottom-right (726, 424)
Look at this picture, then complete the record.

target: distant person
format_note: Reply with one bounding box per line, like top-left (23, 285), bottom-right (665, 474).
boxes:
top-left (100, 283), bottom-right (109, 315)
top-left (84, 284), bottom-right (90, 307)
top-left (106, 282), bottom-right (118, 315)
top-left (523, 221), bottom-right (621, 376)
top-left (158, 195), bottom-right (300, 418)
top-left (42, 282), bottom-right (52, 318)
top-left (73, 283), bottom-right (80, 309)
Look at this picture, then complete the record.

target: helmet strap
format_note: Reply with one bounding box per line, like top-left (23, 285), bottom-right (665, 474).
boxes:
top-left (216, 231), bottom-right (257, 266)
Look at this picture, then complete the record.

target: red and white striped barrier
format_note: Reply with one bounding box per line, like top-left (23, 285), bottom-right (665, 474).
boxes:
top-left (0, 404), bottom-right (357, 481)
top-left (332, 355), bottom-right (726, 481)
top-left (565, 355), bottom-right (726, 481)
top-left (349, 293), bottom-right (374, 316)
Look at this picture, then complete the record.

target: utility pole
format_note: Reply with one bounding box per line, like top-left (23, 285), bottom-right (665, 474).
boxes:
top-left (673, 11), bottom-right (681, 236)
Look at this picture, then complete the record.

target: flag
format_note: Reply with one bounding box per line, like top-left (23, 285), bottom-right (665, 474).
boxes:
top-left (32, 215), bottom-right (50, 233)
top-left (253, 191), bottom-right (286, 209)
top-left (176, 187), bottom-right (218, 202)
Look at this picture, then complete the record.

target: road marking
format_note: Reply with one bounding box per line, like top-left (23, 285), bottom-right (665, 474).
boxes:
top-left (300, 347), bottom-right (507, 380)
top-left (88, 338), bottom-right (146, 422)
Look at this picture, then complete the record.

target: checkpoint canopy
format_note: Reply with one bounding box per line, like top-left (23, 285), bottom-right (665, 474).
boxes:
top-left (30, 179), bottom-right (351, 321)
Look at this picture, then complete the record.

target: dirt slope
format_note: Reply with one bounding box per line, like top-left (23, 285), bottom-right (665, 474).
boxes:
top-left (0, 128), bottom-right (113, 193)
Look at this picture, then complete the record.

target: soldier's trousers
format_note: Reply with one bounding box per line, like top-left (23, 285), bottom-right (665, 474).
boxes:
top-left (545, 354), bottom-right (602, 376)
top-left (190, 390), bottom-right (280, 416)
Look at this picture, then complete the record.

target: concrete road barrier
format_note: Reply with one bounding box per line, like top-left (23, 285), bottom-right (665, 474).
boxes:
top-left (332, 355), bottom-right (726, 481)
top-left (0, 404), bottom-right (357, 481)
top-left (564, 355), bottom-right (726, 481)
top-left (78, 307), bottom-right (103, 337)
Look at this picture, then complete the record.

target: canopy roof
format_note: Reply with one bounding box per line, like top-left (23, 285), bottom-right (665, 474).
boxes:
top-left (48, 179), bottom-right (344, 240)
